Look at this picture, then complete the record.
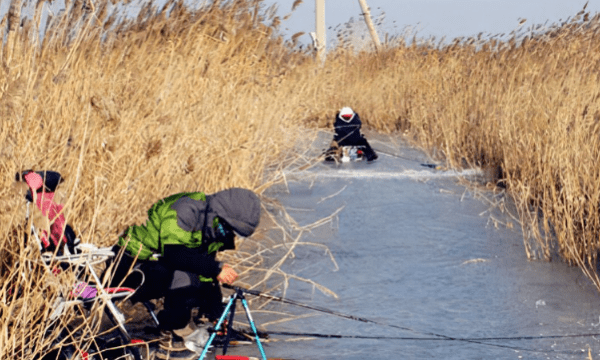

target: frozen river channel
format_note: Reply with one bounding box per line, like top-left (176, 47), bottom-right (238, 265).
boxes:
top-left (226, 132), bottom-right (600, 360)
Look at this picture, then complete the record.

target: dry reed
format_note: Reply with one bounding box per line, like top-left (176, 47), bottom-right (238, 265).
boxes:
top-left (0, 0), bottom-right (323, 357)
top-left (4, 0), bottom-right (600, 358)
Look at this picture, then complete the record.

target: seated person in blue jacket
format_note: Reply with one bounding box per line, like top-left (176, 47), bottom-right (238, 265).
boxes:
top-left (109, 187), bottom-right (261, 356)
top-left (324, 107), bottom-right (378, 162)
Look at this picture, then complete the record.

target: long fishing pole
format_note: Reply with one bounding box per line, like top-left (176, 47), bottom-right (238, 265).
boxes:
top-left (266, 330), bottom-right (600, 342)
top-left (264, 331), bottom-right (594, 356)
top-left (223, 284), bottom-right (425, 335)
top-left (223, 284), bottom-right (600, 355)
top-left (376, 150), bottom-right (443, 169)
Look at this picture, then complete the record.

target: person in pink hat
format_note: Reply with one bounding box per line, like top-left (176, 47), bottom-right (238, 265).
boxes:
top-left (14, 170), bottom-right (97, 300)
top-left (15, 170), bottom-right (78, 254)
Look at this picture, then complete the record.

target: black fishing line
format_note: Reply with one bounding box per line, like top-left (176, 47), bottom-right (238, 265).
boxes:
top-left (223, 285), bottom-right (600, 356)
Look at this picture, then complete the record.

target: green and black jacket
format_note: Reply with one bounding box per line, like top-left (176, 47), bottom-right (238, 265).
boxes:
top-left (118, 188), bottom-right (261, 281)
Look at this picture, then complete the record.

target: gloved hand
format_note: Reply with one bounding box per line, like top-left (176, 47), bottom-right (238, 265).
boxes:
top-left (216, 264), bottom-right (238, 285)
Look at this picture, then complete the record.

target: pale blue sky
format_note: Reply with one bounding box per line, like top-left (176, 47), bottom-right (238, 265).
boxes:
top-left (262, 0), bottom-right (597, 46)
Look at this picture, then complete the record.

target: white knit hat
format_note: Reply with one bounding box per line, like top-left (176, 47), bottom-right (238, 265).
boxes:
top-left (339, 107), bottom-right (355, 122)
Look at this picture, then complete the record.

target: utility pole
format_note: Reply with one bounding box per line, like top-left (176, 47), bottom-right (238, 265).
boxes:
top-left (357, 0), bottom-right (382, 52)
top-left (313, 0), bottom-right (326, 61)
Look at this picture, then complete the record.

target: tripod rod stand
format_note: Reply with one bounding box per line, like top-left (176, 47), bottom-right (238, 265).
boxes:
top-left (199, 287), bottom-right (267, 360)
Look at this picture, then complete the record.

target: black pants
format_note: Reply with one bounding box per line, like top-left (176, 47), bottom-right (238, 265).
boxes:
top-left (107, 246), bottom-right (224, 331)
top-left (342, 136), bottom-right (376, 156)
top-left (161, 274), bottom-right (224, 330)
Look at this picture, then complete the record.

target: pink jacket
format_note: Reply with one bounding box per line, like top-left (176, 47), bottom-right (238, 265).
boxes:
top-left (24, 172), bottom-right (67, 249)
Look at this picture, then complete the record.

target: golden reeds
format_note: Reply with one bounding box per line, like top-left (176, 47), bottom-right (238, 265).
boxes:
top-left (0, 0), bottom-right (319, 357)
top-left (4, 0), bottom-right (600, 358)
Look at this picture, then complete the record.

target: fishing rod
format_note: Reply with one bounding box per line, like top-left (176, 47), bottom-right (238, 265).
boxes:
top-left (376, 150), bottom-right (443, 169)
top-left (224, 284), bottom-right (467, 341)
top-left (223, 284), bottom-right (600, 355)
top-left (266, 330), bottom-right (600, 342)
top-left (264, 331), bottom-right (592, 356)
top-left (222, 284), bottom-right (423, 334)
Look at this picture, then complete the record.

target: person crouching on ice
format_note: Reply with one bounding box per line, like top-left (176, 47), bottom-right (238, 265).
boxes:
top-left (324, 107), bottom-right (378, 162)
top-left (108, 188), bottom-right (261, 358)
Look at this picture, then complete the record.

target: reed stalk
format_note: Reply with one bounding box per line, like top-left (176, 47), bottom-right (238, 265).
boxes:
top-left (3, 0), bottom-right (600, 358)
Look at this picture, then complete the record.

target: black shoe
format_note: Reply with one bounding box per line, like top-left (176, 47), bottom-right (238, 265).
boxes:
top-left (366, 152), bottom-right (378, 162)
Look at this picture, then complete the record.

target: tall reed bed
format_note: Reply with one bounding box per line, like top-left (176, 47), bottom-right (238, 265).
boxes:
top-left (3, 0), bottom-right (600, 357)
top-left (0, 0), bottom-right (318, 358)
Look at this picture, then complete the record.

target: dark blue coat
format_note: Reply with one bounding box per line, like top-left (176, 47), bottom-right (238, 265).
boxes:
top-left (333, 112), bottom-right (364, 146)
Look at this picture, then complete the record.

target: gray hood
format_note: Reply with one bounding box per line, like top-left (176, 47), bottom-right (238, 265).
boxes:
top-left (207, 188), bottom-right (261, 237)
